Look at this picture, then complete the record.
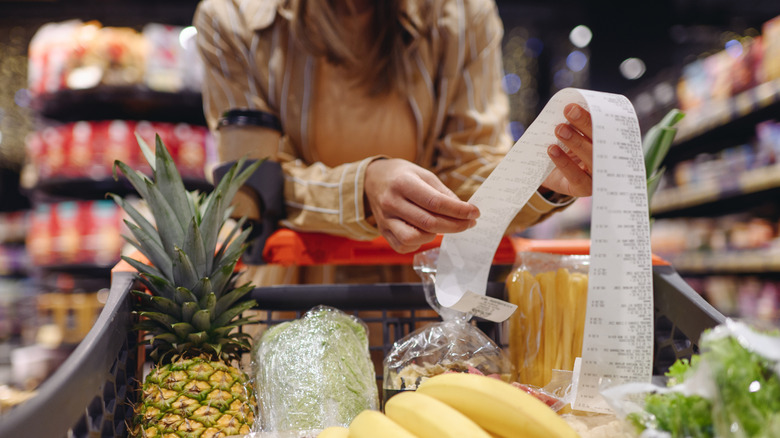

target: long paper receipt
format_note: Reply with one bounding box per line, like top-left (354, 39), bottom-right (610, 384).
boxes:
top-left (435, 87), bottom-right (653, 413)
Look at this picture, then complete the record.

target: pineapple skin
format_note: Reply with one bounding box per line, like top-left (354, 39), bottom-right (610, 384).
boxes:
top-left (132, 357), bottom-right (256, 438)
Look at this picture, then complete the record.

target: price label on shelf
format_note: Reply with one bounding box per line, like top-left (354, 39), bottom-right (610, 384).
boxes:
top-left (435, 87), bottom-right (653, 413)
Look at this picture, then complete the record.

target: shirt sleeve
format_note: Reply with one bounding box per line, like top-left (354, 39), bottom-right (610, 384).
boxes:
top-left (194, 0), bottom-right (382, 240)
top-left (432, 0), bottom-right (574, 235)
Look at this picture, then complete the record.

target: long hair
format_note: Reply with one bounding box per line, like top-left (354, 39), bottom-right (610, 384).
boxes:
top-left (288, 0), bottom-right (413, 96)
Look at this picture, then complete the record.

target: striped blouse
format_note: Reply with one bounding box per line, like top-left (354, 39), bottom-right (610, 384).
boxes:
top-left (193, 0), bottom-right (573, 241)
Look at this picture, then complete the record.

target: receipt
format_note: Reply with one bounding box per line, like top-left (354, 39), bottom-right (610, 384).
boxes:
top-left (434, 87), bottom-right (653, 413)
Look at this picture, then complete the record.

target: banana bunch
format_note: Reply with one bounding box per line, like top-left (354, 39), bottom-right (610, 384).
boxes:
top-left (316, 373), bottom-right (578, 438)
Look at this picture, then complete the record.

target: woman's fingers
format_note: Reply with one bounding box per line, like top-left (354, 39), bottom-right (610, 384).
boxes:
top-left (564, 103), bottom-right (592, 140)
top-left (547, 145), bottom-right (592, 197)
top-left (381, 218), bottom-right (437, 254)
top-left (407, 170), bottom-right (480, 221)
top-left (364, 158), bottom-right (480, 253)
top-left (555, 122), bottom-right (593, 172)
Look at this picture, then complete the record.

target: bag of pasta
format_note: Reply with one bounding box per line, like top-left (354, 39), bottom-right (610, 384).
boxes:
top-left (505, 249), bottom-right (590, 388)
top-left (382, 247), bottom-right (513, 404)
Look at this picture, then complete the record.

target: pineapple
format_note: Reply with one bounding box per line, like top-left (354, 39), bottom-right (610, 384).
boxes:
top-left (110, 134), bottom-right (262, 438)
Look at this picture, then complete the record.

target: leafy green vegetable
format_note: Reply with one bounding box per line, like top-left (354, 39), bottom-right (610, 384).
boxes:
top-left (664, 356), bottom-right (698, 387)
top-left (705, 334), bottom-right (780, 437)
top-left (628, 324), bottom-right (780, 438)
top-left (253, 306), bottom-right (379, 432)
top-left (630, 392), bottom-right (714, 438)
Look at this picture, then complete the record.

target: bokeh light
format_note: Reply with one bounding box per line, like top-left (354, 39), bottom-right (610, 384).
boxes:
top-left (569, 25), bottom-right (593, 48)
top-left (179, 26), bottom-right (197, 49)
top-left (566, 50), bottom-right (588, 72)
top-left (619, 57), bottom-right (646, 80)
top-left (502, 73), bottom-right (522, 94)
top-left (725, 39), bottom-right (743, 58)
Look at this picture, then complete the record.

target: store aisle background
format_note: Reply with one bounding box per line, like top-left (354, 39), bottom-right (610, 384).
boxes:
top-left (0, 0), bottom-right (779, 394)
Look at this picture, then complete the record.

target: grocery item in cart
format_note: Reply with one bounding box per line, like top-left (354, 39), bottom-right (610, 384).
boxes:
top-left (383, 248), bottom-right (513, 402)
top-left (112, 135), bottom-right (260, 438)
top-left (505, 250), bottom-right (590, 388)
top-left (603, 318), bottom-right (780, 438)
top-left (253, 305), bottom-right (379, 434)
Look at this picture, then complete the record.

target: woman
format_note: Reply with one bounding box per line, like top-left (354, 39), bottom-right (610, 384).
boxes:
top-left (193, 0), bottom-right (593, 255)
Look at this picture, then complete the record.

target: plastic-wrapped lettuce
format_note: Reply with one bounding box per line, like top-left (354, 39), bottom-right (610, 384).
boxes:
top-left (253, 306), bottom-right (379, 434)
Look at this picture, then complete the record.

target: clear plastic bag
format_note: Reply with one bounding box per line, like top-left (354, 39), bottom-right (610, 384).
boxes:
top-left (504, 251), bottom-right (590, 387)
top-left (601, 318), bottom-right (780, 438)
top-left (252, 305), bottom-right (379, 434)
top-left (382, 248), bottom-right (513, 403)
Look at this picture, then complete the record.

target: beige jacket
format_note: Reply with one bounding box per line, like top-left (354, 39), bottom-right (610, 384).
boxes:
top-left (193, 0), bottom-right (573, 242)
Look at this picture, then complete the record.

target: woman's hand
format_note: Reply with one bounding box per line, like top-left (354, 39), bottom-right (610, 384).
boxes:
top-left (542, 103), bottom-right (593, 198)
top-left (364, 158), bottom-right (479, 253)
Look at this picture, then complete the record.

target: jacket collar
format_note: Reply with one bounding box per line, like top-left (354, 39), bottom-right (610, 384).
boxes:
top-left (247, 0), bottom-right (284, 31)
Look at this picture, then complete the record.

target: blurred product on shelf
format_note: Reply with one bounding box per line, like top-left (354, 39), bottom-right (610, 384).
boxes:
top-left (26, 200), bottom-right (123, 267)
top-left (9, 343), bottom-right (71, 391)
top-left (687, 275), bottom-right (780, 322)
top-left (0, 278), bottom-right (37, 345)
top-left (763, 15), bottom-right (780, 82)
top-left (645, 14), bottom-right (780, 143)
top-left (0, 211), bottom-right (30, 277)
top-left (675, 13), bottom-right (780, 113)
top-left (676, 35), bottom-right (764, 112)
top-left (0, 246), bottom-right (28, 278)
top-left (27, 20), bottom-right (202, 97)
top-left (35, 291), bottom-right (105, 346)
top-left (0, 384), bottom-right (36, 414)
top-left (651, 214), bottom-right (775, 257)
top-left (26, 120), bottom-right (214, 184)
top-left (0, 212), bottom-right (28, 245)
top-left (651, 119), bottom-right (780, 212)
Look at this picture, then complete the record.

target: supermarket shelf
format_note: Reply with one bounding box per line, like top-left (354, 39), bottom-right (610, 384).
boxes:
top-left (667, 79), bottom-right (780, 163)
top-left (650, 163), bottom-right (780, 216)
top-left (667, 249), bottom-right (780, 275)
top-left (29, 176), bottom-right (213, 201)
top-left (32, 86), bottom-right (206, 126)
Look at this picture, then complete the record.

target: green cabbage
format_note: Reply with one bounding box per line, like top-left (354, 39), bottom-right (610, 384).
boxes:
top-left (253, 306), bottom-right (379, 432)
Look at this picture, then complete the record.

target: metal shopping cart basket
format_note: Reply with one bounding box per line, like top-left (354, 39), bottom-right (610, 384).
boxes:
top-left (0, 231), bottom-right (725, 438)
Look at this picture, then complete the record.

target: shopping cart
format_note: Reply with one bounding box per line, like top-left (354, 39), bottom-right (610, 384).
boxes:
top-left (0, 230), bottom-right (725, 438)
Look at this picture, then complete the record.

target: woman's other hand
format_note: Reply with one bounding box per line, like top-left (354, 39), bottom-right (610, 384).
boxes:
top-left (364, 158), bottom-right (479, 253)
top-left (542, 103), bottom-right (593, 198)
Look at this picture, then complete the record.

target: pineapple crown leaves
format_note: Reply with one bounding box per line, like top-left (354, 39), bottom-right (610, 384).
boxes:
top-left (111, 133), bottom-right (263, 363)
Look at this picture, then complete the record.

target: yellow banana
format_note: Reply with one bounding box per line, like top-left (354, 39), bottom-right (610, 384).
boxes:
top-left (317, 426), bottom-right (349, 438)
top-left (348, 409), bottom-right (418, 438)
top-left (384, 390), bottom-right (491, 438)
top-left (416, 373), bottom-right (578, 438)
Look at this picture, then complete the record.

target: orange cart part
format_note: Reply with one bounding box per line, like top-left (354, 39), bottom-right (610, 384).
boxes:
top-left (113, 232), bottom-right (669, 272)
top-left (510, 237), bottom-right (670, 266)
top-left (261, 229), bottom-right (517, 266)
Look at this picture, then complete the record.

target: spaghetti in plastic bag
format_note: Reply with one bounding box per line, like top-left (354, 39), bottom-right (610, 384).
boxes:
top-left (505, 251), bottom-right (590, 388)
